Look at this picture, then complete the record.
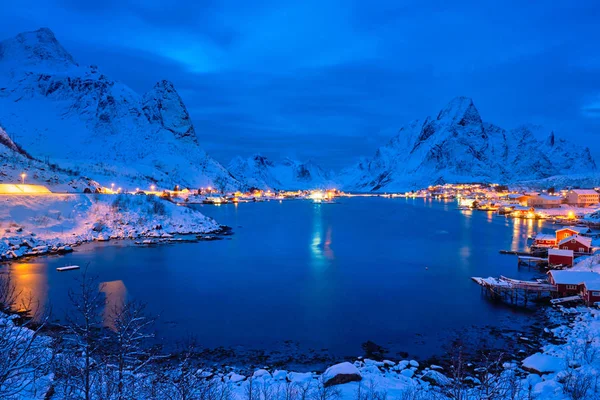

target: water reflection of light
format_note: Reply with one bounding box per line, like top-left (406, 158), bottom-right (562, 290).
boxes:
top-left (459, 246), bottom-right (471, 258)
top-left (100, 280), bottom-right (127, 331)
top-left (8, 262), bottom-right (48, 316)
top-left (487, 211), bottom-right (493, 222)
top-left (310, 207), bottom-right (335, 268)
top-left (511, 218), bottom-right (521, 251)
top-left (324, 227), bottom-right (334, 260)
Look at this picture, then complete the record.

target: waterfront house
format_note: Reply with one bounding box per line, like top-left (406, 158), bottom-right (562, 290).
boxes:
top-left (555, 226), bottom-right (592, 242)
top-left (547, 270), bottom-right (600, 304)
top-left (533, 234), bottom-right (557, 248)
top-left (526, 194), bottom-right (562, 209)
top-left (558, 235), bottom-right (593, 254)
top-left (547, 248), bottom-right (573, 267)
top-left (566, 189), bottom-right (600, 207)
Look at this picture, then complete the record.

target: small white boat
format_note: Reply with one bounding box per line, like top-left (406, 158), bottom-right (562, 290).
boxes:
top-left (56, 265), bottom-right (80, 272)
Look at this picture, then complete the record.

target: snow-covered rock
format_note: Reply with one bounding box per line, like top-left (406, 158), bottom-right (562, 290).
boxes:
top-left (229, 373), bottom-right (246, 383)
top-left (228, 154), bottom-right (337, 191)
top-left (0, 28), bottom-right (239, 191)
top-left (340, 97), bottom-right (596, 192)
top-left (287, 371), bottom-right (313, 383)
top-left (522, 352), bottom-right (566, 374)
top-left (252, 369), bottom-right (271, 378)
top-left (400, 369), bottom-right (415, 378)
top-left (322, 362), bottom-right (362, 387)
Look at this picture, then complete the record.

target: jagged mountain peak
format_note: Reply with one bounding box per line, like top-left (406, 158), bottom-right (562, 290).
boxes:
top-left (142, 80), bottom-right (196, 141)
top-left (0, 28), bottom-right (239, 191)
top-left (341, 97), bottom-right (597, 192)
top-left (436, 96), bottom-right (482, 127)
top-left (0, 27), bottom-right (77, 69)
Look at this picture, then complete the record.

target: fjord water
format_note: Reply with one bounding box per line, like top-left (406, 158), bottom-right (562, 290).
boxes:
top-left (7, 197), bottom-right (546, 359)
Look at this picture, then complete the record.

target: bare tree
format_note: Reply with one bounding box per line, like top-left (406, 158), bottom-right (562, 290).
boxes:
top-left (0, 276), bottom-right (51, 399)
top-left (355, 379), bottom-right (387, 400)
top-left (441, 344), bottom-right (468, 400)
top-left (104, 300), bottom-right (159, 400)
top-left (0, 274), bottom-right (19, 312)
top-left (65, 268), bottom-right (106, 400)
top-left (311, 376), bottom-right (340, 400)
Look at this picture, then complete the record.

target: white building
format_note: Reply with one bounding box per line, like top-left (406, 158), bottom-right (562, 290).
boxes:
top-left (566, 189), bottom-right (599, 206)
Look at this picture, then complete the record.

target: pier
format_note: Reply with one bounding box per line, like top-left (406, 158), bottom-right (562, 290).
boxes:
top-left (471, 276), bottom-right (557, 305)
top-left (517, 255), bottom-right (548, 269)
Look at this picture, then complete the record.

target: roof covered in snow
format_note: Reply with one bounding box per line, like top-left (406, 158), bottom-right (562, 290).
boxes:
top-left (548, 248), bottom-right (573, 257)
top-left (558, 226), bottom-right (591, 234)
top-left (535, 234), bottom-right (556, 241)
top-left (558, 235), bottom-right (592, 247)
top-left (548, 270), bottom-right (600, 285)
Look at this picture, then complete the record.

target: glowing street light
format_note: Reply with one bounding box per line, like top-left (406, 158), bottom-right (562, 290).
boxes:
top-left (20, 172), bottom-right (26, 185)
top-left (150, 184), bottom-right (156, 192)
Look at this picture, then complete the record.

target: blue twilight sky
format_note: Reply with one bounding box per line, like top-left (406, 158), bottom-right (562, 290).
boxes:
top-left (2, 0), bottom-right (600, 170)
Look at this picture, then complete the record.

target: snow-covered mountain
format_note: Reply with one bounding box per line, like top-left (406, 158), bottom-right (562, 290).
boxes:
top-left (0, 28), bottom-right (239, 191)
top-left (228, 154), bottom-right (337, 191)
top-left (340, 97), bottom-right (597, 192)
top-left (0, 126), bottom-right (99, 192)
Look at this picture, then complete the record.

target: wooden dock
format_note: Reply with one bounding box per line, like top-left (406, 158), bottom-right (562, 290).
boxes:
top-left (499, 249), bottom-right (548, 257)
top-left (472, 276), bottom-right (557, 305)
top-left (518, 255), bottom-right (548, 269)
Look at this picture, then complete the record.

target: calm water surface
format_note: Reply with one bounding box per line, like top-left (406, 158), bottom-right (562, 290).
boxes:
top-left (4, 197), bottom-right (552, 359)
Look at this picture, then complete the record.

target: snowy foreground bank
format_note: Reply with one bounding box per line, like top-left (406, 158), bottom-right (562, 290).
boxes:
top-left (0, 194), bottom-right (220, 261)
top-left (2, 306), bottom-right (600, 399)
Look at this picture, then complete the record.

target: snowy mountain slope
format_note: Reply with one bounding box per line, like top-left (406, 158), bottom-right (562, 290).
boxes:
top-left (228, 154), bottom-right (338, 190)
top-left (340, 97), bottom-right (597, 192)
top-left (0, 28), bottom-right (239, 191)
top-left (0, 125), bottom-right (99, 192)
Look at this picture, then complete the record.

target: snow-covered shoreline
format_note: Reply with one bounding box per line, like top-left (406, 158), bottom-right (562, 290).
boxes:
top-left (0, 193), bottom-right (221, 261)
top-left (2, 304), bottom-right (599, 400)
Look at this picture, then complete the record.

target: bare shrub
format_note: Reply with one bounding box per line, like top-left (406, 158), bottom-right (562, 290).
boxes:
top-left (0, 292), bottom-right (51, 399)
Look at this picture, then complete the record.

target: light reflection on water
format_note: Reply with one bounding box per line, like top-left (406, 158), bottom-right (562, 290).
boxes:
top-left (100, 280), bottom-right (127, 330)
top-left (8, 262), bottom-right (48, 315)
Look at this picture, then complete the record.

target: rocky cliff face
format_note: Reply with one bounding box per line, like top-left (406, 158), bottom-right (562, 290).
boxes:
top-left (0, 28), bottom-right (238, 191)
top-left (340, 97), bottom-right (597, 192)
top-left (228, 154), bottom-right (337, 191)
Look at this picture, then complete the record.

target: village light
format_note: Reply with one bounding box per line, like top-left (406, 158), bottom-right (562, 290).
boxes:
top-left (151, 184), bottom-right (156, 191)
top-left (20, 172), bottom-right (26, 185)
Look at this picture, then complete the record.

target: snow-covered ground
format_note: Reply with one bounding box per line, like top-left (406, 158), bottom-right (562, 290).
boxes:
top-left (0, 193), bottom-right (219, 260)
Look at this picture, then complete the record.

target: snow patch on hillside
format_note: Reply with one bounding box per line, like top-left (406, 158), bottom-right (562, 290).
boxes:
top-left (228, 154), bottom-right (338, 190)
top-left (0, 194), bottom-right (219, 260)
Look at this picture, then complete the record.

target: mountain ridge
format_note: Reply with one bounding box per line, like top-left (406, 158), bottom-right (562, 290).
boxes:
top-left (340, 97), bottom-right (596, 192)
top-left (0, 28), bottom-right (239, 191)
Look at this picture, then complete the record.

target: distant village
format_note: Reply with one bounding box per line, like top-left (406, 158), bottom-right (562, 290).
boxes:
top-left (398, 183), bottom-right (600, 223)
top-left (410, 184), bottom-right (600, 307)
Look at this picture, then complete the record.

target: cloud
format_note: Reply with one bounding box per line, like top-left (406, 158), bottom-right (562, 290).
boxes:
top-left (1, 0), bottom-right (600, 168)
